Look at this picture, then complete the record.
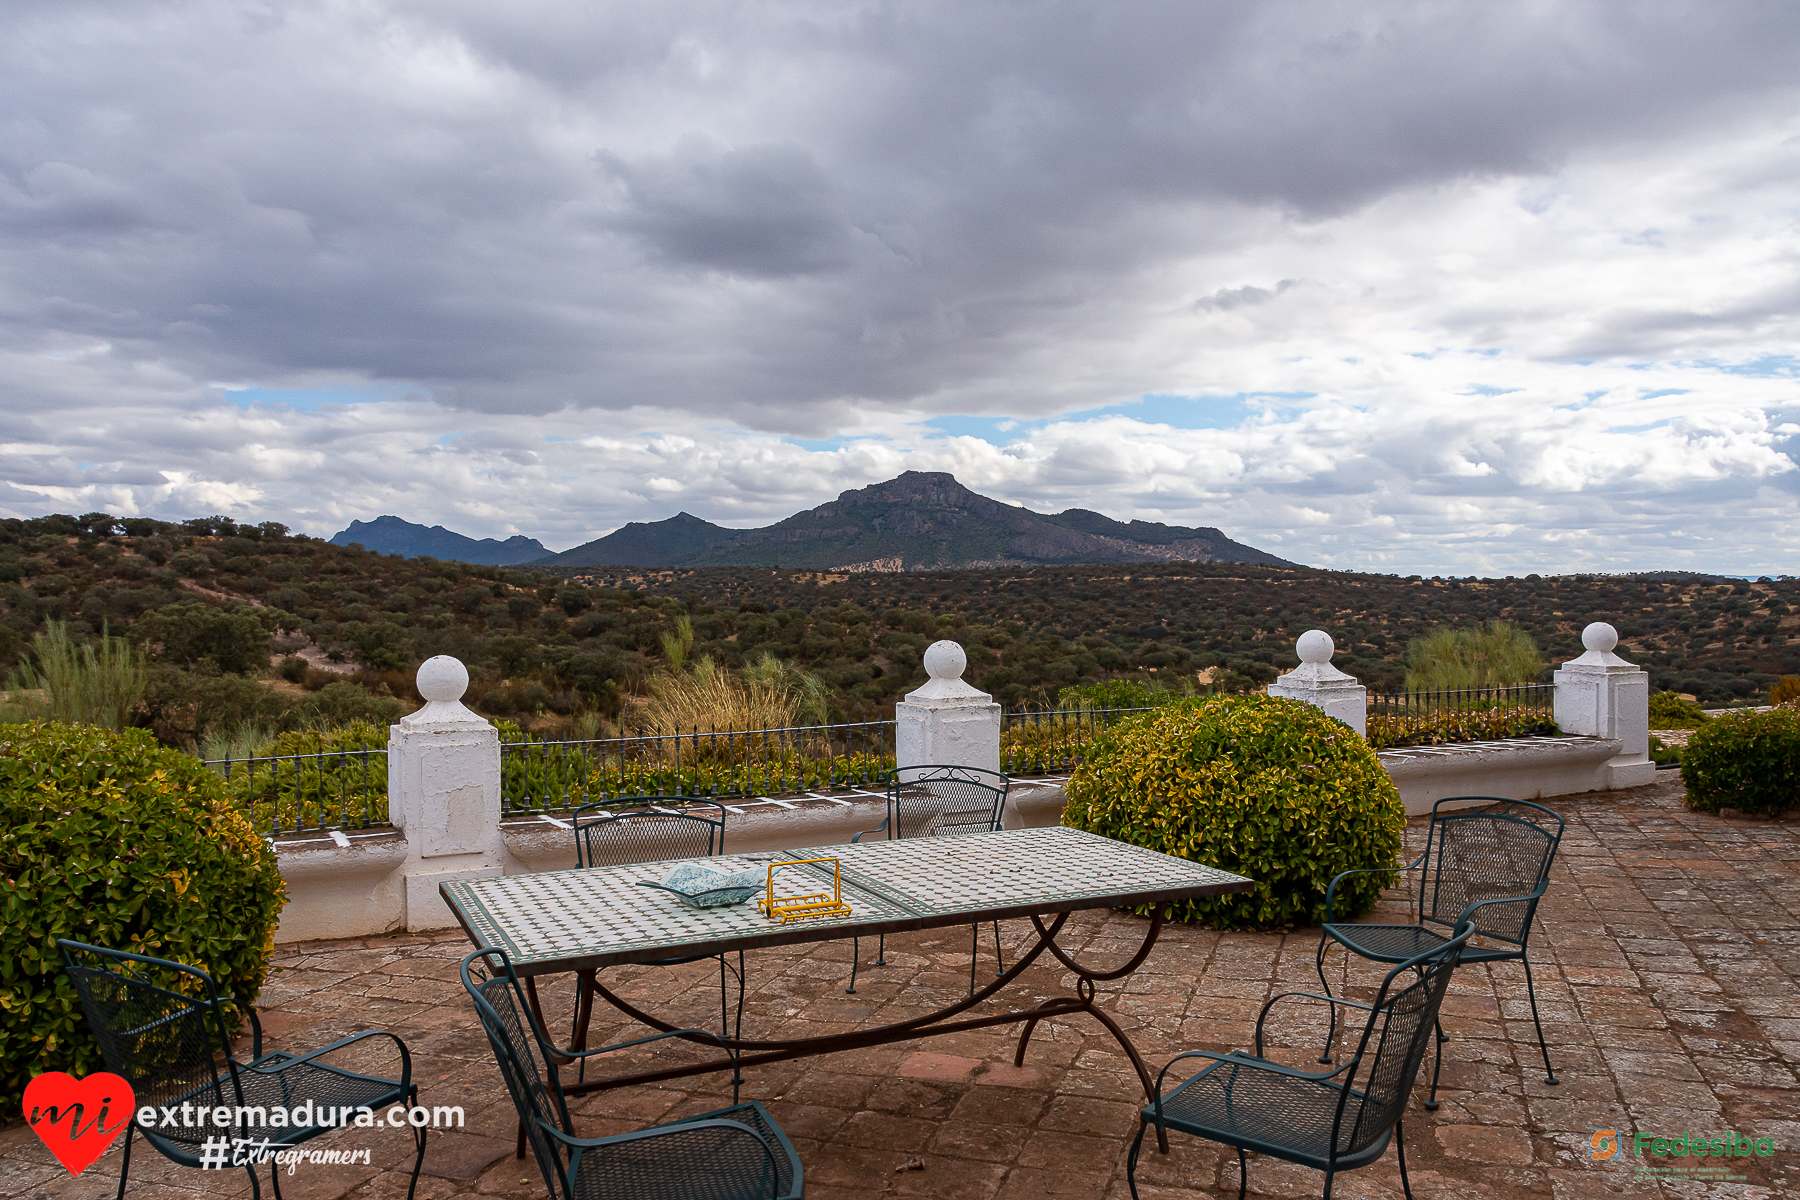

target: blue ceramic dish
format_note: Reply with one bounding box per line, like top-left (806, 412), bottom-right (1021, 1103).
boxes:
top-left (635, 861), bottom-right (766, 909)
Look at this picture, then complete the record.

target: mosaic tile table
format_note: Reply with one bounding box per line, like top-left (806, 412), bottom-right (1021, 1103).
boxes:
top-left (442, 825), bottom-right (1252, 1119)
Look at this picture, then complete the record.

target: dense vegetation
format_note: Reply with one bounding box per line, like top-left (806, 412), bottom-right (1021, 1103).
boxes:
top-left (1, 511), bottom-right (1795, 749)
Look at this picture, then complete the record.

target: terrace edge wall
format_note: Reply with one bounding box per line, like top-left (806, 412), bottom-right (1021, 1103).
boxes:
top-left (268, 629), bottom-right (1658, 943)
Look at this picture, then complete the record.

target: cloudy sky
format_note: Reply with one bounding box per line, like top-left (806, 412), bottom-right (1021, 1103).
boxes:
top-left (3, 1), bottom-right (1798, 576)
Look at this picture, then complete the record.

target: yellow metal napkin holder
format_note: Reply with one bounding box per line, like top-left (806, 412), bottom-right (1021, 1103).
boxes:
top-left (757, 858), bottom-right (854, 923)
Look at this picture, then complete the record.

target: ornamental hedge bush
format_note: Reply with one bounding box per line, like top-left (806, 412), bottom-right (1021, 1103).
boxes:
top-left (1649, 691), bottom-right (1711, 729)
top-left (0, 722), bottom-right (285, 1108)
top-left (1064, 695), bottom-right (1405, 929)
top-left (1680, 708), bottom-right (1800, 818)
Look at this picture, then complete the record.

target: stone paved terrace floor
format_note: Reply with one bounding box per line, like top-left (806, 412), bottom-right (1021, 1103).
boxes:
top-left (6, 774), bottom-right (1798, 1200)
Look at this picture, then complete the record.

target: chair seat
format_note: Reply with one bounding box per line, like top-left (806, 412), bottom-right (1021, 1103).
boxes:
top-left (145, 1052), bottom-right (409, 1160)
top-left (1323, 922), bottom-right (1519, 964)
top-left (573, 1101), bottom-right (802, 1200)
top-left (1146, 1056), bottom-right (1389, 1172)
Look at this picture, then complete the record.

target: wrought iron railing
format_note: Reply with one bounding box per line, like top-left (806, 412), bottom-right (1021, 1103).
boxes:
top-left (207, 744), bottom-right (388, 835)
top-left (497, 719), bottom-right (898, 815)
top-left (1365, 683), bottom-right (1558, 749)
top-left (1002, 704), bottom-right (1162, 775)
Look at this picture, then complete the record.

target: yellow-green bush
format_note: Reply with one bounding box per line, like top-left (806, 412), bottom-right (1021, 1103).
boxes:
top-left (1064, 695), bottom-right (1405, 929)
top-left (0, 722), bottom-right (285, 1107)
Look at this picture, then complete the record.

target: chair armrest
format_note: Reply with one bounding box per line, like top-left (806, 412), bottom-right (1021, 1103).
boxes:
top-left (850, 815), bottom-right (890, 844)
top-left (1254, 990), bottom-right (1376, 1057)
top-left (1149, 1050), bottom-right (1357, 1120)
top-left (247, 1029), bottom-right (412, 1090)
top-left (554, 1118), bottom-right (779, 1196)
top-left (220, 997), bottom-right (264, 1060)
top-left (1323, 850), bottom-right (1426, 923)
top-left (1452, 886), bottom-right (1547, 932)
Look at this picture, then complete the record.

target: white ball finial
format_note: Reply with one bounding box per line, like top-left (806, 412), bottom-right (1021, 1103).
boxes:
top-left (1296, 630), bottom-right (1335, 664)
top-left (923, 640), bottom-right (967, 680)
top-left (1581, 622), bottom-right (1618, 654)
top-left (417, 655), bottom-right (469, 702)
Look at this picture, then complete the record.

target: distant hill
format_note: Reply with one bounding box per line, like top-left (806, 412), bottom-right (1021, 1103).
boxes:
top-left (329, 516), bottom-right (551, 565)
top-left (538, 471), bottom-right (1295, 569)
top-left (534, 512), bottom-right (741, 568)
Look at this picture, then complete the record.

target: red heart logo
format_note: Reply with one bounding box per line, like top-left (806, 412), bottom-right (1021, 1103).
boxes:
top-left (24, 1071), bottom-right (136, 1176)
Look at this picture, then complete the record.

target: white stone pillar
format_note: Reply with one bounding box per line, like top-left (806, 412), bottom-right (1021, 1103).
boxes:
top-left (896, 640), bottom-right (1002, 773)
top-left (1553, 622), bottom-right (1656, 789)
top-left (1268, 630), bottom-right (1368, 736)
top-left (389, 655), bottom-right (505, 931)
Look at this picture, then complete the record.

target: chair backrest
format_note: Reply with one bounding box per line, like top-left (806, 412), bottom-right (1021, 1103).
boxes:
top-left (56, 940), bottom-right (241, 1145)
top-left (572, 797), bottom-right (727, 868)
top-left (1336, 923), bottom-right (1474, 1157)
top-left (461, 949), bottom-right (577, 1198)
top-left (885, 764), bottom-right (1010, 841)
top-left (1418, 797), bottom-right (1563, 945)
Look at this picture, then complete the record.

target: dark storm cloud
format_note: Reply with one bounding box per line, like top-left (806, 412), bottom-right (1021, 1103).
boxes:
top-left (2, 0), bottom-right (1795, 426)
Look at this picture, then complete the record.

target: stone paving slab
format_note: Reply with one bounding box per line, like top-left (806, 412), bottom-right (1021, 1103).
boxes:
top-left (5, 774), bottom-right (1797, 1199)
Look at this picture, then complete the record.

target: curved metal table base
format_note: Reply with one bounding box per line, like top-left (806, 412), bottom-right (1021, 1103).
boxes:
top-left (537, 905), bottom-right (1174, 1154)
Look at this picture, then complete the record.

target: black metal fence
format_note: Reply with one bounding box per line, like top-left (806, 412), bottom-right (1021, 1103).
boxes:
top-left (1367, 682), bottom-right (1555, 717)
top-left (497, 719), bottom-right (897, 815)
top-left (1001, 704), bottom-right (1162, 775)
top-left (207, 744), bottom-right (388, 835)
top-left (1365, 683), bottom-right (1559, 749)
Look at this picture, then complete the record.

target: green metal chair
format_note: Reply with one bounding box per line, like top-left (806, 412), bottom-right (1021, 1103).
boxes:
top-left (847, 763), bottom-right (1011, 996)
top-left (461, 946), bottom-right (803, 1200)
top-left (1129, 924), bottom-right (1475, 1200)
top-left (1317, 795), bottom-right (1565, 1107)
top-left (564, 797), bottom-right (744, 1066)
top-left (58, 939), bottom-right (425, 1200)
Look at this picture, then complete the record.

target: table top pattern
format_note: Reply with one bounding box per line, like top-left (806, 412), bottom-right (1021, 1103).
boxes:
top-left (441, 826), bottom-right (1251, 971)
top-left (443, 853), bottom-right (914, 967)
top-left (791, 825), bottom-right (1247, 917)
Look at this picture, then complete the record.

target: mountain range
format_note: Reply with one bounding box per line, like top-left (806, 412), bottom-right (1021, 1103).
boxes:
top-left (328, 516), bottom-right (551, 566)
top-left (330, 472), bottom-right (1294, 570)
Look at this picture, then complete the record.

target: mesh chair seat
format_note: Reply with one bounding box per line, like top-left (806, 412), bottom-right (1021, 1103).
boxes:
top-left (570, 1103), bottom-right (795, 1200)
top-left (1153, 1057), bottom-right (1389, 1171)
top-left (145, 1052), bottom-right (412, 1159)
top-left (1323, 922), bottom-right (1519, 965)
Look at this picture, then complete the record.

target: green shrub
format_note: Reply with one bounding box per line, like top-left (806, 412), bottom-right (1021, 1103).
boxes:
top-left (1064, 695), bottom-right (1405, 929)
top-left (1649, 691), bottom-right (1711, 729)
top-left (0, 722), bottom-right (285, 1108)
top-left (1680, 708), bottom-right (1800, 817)
top-left (1055, 678), bottom-right (1187, 710)
top-left (1649, 733), bottom-right (1682, 768)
